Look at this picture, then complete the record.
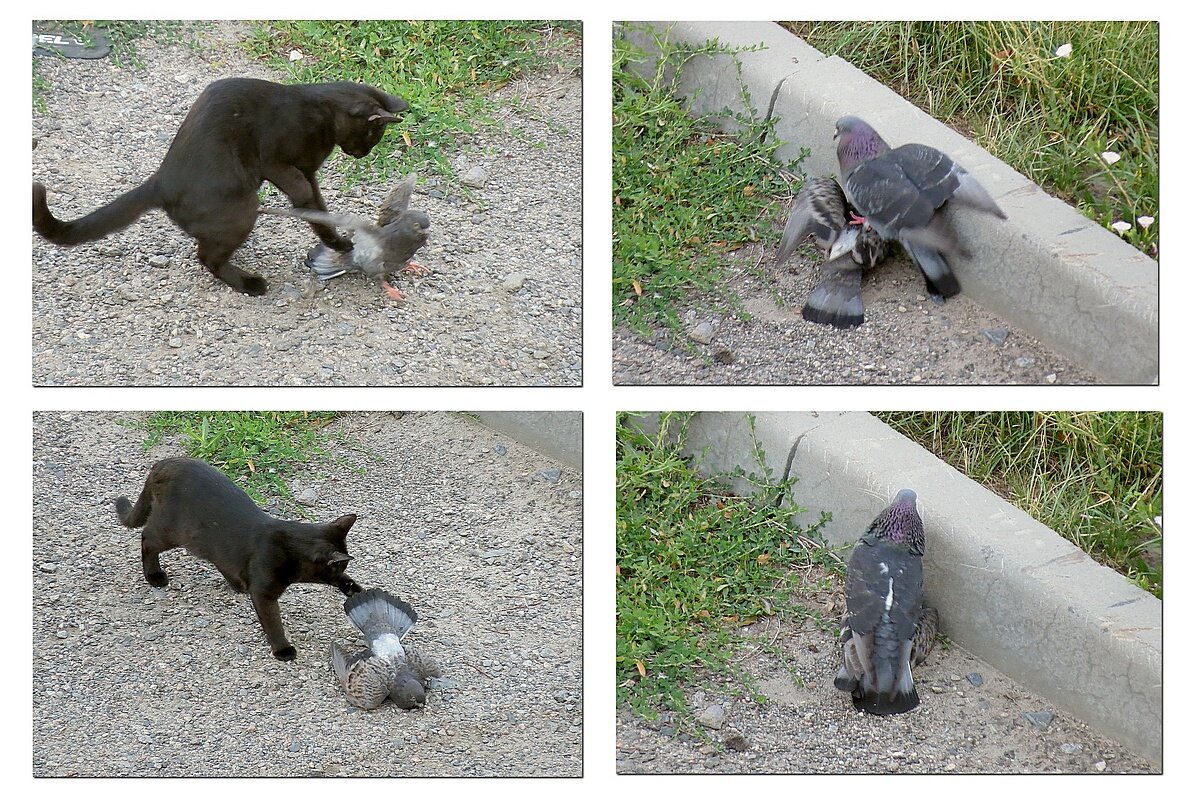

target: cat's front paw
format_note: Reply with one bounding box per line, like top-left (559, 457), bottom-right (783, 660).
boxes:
top-left (144, 571), bottom-right (169, 588)
top-left (273, 645), bottom-right (297, 662)
top-left (338, 576), bottom-right (364, 596)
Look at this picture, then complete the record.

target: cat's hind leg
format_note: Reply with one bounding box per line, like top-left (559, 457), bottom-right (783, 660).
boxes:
top-left (139, 525), bottom-right (171, 588)
top-left (196, 235), bottom-right (267, 296)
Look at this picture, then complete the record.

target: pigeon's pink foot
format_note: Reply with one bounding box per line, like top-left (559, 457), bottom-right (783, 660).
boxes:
top-left (403, 260), bottom-right (431, 276)
top-left (382, 281), bottom-right (406, 302)
top-left (848, 211), bottom-right (867, 227)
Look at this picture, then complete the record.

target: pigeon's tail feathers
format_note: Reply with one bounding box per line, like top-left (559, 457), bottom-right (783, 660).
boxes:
top-left (903, 241), bottom-right (961, 302)
top-left (911, 606), bottom-right (940, 667)
top-left (802, 261), bottom-right (865, 329)
top-left (345, 588), bottom-right (417, 643)
top-left (853, 683), bottom-right (920, 716)
top-left (950, 171), bottom-right (1007, 219)
top-left (306, 244), bottom-right (353, 280)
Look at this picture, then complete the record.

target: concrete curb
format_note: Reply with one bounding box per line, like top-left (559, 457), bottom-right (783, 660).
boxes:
top-left (636, 411), bottom-right (1162, 767)
top-left (472, 412), bottom-right (583, 471)
top-left (621, 22), bottom-right (1158, 384)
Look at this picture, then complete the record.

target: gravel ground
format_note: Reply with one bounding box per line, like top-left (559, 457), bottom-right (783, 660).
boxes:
top-left (613, 218), bottom-right (1099, 385)
top-left (32, 411), bottom-right (583, 777)
top-left (616, 566), bottom-right (1154, 774)
top-left (32, 22), bottom-right (582, 386)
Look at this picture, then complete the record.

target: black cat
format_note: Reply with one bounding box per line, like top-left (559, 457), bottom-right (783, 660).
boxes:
top-left (115, 457), bottom-right (363, 661)
top-left (34, 77), bottom-right (408, 296)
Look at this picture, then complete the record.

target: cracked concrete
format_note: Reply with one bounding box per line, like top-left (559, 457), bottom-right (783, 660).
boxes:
top-left (632, 411), bottom-right (1162, 767)
top-left (620, 22), bottom-right (1158, 384)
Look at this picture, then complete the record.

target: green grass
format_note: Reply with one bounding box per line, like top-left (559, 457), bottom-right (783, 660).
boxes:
top-left (876, 412), bottom-right (1162, 598)
top-left (784, 22), bottom-right (1159, 258)
top-left (616, 412), bottom-right (834, 724)
top-left (133, 412), bottom-right (340, 510)
top-left (243, 20), bottom-right (578, 184)
top-left (613, 26), bottom-right (802, 335)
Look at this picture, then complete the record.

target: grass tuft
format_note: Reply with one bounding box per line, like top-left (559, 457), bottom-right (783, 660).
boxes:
top-left (876, 411), bottom-right (1162, 598)
top-left (613, 25), bottom-right (802, 335)
top-left (134, 412), bottom-right (340, 511)
top-left (784, 21), bottom-right (1159, 258)
top-left (616, 412), bottom-right (832, 723)
top-left (242, 20), bottom-right (577, 184)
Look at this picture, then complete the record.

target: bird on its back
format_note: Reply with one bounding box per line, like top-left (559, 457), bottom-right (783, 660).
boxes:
top-left (259, 172), bottom-right (431, 301)
top-left (834, 488), bottom-right (939, 715)
top-left (834, 116), bottom-right (1006, 302)
top-left (775, 176), bottom-right (887, 328)
top-left (331, 587), bottom-right (440, 710)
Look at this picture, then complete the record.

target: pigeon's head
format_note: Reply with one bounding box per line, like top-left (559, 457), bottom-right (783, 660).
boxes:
top-left (834, 116), bottom-right (888, 172)
top-left (391, 671), bottom-right (428, 710)
top-left (865, 488), bottom-right (925, 554)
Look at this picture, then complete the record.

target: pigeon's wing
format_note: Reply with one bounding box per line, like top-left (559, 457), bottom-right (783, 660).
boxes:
top-left (833, 614), bottom-right (864, 693)
top-left (345, 588), bottom-right (417, 644)
top-left (911, 606), bottom-right (940, 667)
top-left (776, 177), bottom-right (849, 266)
top-left (404, 644), bottom-right (442, 684)
top-left (376, 173), bottom-right (418, 228)
top-left (802, 259), bottom-right (865, 329)
top-left (305, 244), bottom-right (353, 280)
top-left (890, 143), bottom-right (1005, 219)
top-left (332, 643), bottom-right (394, 709)
top-left (259, 206), bottom-right (377, 233)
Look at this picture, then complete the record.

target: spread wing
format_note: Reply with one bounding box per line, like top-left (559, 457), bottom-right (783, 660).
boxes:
top-left (376, 173), bottom-right (418, 228)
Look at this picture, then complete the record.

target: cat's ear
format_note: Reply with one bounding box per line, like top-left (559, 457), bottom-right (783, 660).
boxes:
top-left (327, 552), bottom-right (353, 568)
top-left (329, 514), bottom-right (357, 534)
top-left (367, 110), bottom-right (402, 125)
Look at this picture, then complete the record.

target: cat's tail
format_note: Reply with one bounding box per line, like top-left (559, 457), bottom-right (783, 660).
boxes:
top-left (114, 476), bottom-right (154, 528)
top-left (34, 177), bottom-right (161, 246)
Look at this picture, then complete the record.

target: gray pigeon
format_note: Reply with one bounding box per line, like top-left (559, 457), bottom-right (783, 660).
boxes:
top-left (833, 488), bottom-right (937, 715)
top-left (331, 587), bottom-right (440, 710)
top-left (835, 115), bottom-right (1007, 302)
top-left (775, 176), bottom-right (888, 328)
top-left (260, 173), bottom-right (431, 301)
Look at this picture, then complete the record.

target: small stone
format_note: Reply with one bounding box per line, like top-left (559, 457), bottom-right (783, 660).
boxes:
top-left (1023, 711), bottom-right (1054, 731)
top-left (296, 488), bottom-right (319, 506)
top-left (502, 273), bottom-right (526, 292)
top-left (1094, 760), bottom-right (1107, 771)
top-left (966, 672), bottom-right (983, 686)
top-left (982, 328), bottom-right (1009, 345)
top-left (289, 741), bottom-right (302, 753)
top-left (39, 563), bottom-right (58, 573)
top-left (724, 734), bottom-right (749, 752)
top-left (460, 165), bottom-right (488, 188)
top-left (1060, 743), bottom-right (1083, 754)
top-left (56, 631), bottom-right (68, 639)
top-left (536, 468), bottom-right (562, 482)
top-left (713, 349), bottom-right (735, 364)
top-left (168, 337), bottom-right (183, 348)
top-left (697, 704), bottom-right (726, 730)
top-left (1015, 356), bottom-right (1034, 368)
top-left (688, 321), bottom-right (716, 345)
top-left (494, 445), bottom-right (508, 455)
top-left (149, 255), bottom-right (170, 267)
top-left (1045, 373), bottom-right (1057, 384)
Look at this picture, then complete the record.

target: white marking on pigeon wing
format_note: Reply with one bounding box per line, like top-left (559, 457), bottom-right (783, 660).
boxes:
top-left (883, 577), bottom-right (894, 612)
top-left (878, 561), bottom-right (889, 575)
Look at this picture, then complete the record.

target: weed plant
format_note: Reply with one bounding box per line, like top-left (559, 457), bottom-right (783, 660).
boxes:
top-left (876, 411), bottom-right (1162, 598)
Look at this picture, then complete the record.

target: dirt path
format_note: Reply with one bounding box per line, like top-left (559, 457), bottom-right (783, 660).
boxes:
top-left (32, 22), bottom-right (581, 386)
top-left (616, 565), bottom-right (1153, 774)
top-left (32, 411), bottom-right (582, 776)
top-left (613, 209), bottom-right (1098, 385)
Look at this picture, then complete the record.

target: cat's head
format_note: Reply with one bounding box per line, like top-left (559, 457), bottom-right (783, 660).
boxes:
top-left (331, 84), bottom-right (409, 159)
top-left (320, 513), bottom-right (358, 576)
